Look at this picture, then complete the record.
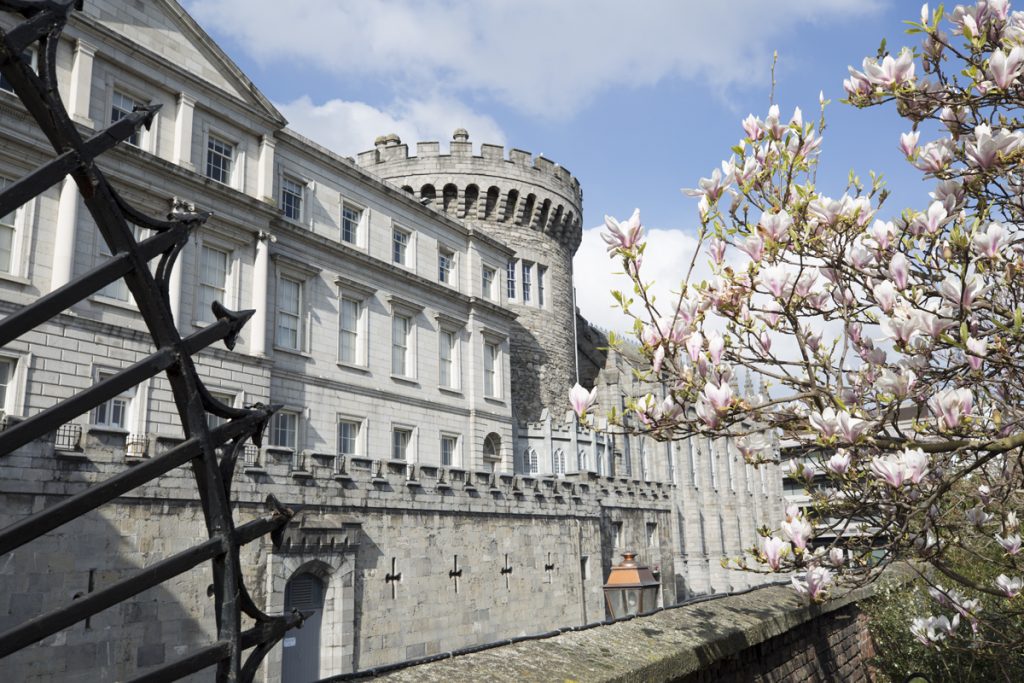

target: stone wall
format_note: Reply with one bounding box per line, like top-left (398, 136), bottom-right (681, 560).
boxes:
top-left (338, 578), bottom-right (886, 682)
top-left (0, 430), bottom-right (676, 682)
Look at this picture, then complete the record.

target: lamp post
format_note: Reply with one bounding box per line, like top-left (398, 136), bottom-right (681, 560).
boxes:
top-left (602, 551), bottom-right (660, 618)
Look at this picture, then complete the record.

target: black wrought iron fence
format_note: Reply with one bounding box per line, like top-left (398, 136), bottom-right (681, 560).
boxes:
top-left (0, 2), bottom-right (303, 680)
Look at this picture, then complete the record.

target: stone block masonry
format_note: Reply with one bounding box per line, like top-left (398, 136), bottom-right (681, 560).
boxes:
top-left (341, 578), bottom-right (887, 682)
top-left (0, 434), bottom-right (675, 682)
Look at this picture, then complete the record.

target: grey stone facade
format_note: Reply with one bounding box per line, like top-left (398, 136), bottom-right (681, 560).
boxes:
top-left (0, 1), bottom-right (787, 680)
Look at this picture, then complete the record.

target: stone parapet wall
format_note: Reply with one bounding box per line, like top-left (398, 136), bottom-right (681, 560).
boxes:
top-left (340, 578), bottom-right (887, 682)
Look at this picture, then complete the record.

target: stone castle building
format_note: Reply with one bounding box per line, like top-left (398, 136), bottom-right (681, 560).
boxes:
top-left (0, 1), bottom-right (786, 681)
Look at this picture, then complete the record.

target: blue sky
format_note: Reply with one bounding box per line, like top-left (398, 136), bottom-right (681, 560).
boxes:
top-left (184, 1), bottom-right (934, 331)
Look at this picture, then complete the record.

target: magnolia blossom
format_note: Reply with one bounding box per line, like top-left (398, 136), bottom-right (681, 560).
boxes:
top-left (703, 381), bottom-right (733, 412)
top-left (857, 48), bottom-right (916, 88)
top-left (889, 252), bottom-right (909, 290)
top-left (902, 448), bottom-right (929, 484)
top-left (762, 536), bottom-right (791, 571)
top-left (782, 515), bottom-right (814, 551)
top-left (971, 222), bottom-right (1011, 259)
top-left (989, 46), bottom-right (1024, 89)
top-left (742, 113), bottom-right (763, 141)
top-left (966, 123), bottom-right (1020, 170)
top-left (685, 332), bottom-right (703, 363)
top-left (995, 574), bottom-right (1023, 598)
top-left (899, 130), bottom-right (920, 156)
top-left (707, 330), bottom-right (725, 365)
top-left (914, 138), bottom-right (954, 173)
top-left (1007, 512), bottom-right (1020, 531)
top-left (911, 615), bottom-right (959, 646)
top-left (877, 368), bottom-right (917, 399)
top-left (602, 209), bottom-right (643, 253)
top-left (828, 547), bottom-right (845, 567)
top-left (759, 264), bottom-right (792, 298)
top-left (791, 566), bottom-right (833, 603)
top-left (929, 387), bottom-right (973, 430)
top-left (694, 397), bottom-right (719, 428)
top-left (809, 407), bottom-right (866, 443)
top-left (827, 451), bottom-right (852, 476)
top-left (870, 454), bottom-right (907, 488)
top-left (741, 235), bottom-right (765, 262)
top-left (965, 336), bottom-right (988, 371)
top-left (569, 383), bottom-right (598, 419)
top-left (966, 505), bottom-right (992, 527)
top-left (759, 210), bottom-right (792, 242)
top-left (682, 168), bottom-right (728, 202)
top-left (873, 281), bottom-right (898, 313)
top-left (996, 533), bottom-right (1022, 556)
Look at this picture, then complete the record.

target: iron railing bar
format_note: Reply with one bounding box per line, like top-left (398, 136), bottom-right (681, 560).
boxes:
top-left (0, 107), bottom-right (159, 218)
top-left (0, 408), bottom-right (272, 556)
top-left (125, 641), bottom-right (231, 683)
top-left (0, 311), bottom-right (252, 455)
top-left (0, 536), bottom-right (224, 657)
top-left (0, 227), bottom-right (185, 346)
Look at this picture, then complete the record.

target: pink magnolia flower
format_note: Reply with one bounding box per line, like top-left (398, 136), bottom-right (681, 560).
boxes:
top-left (966, 124), bottom-right (1018, 170)
top-left (978, 485), bottom-right (992, 505)
top-left (759, 264), bottom-right (792, 298)
top-left (703, 381), bottom-right (733, 412)
top-left (870, 454), bottom-right (907, 488)
top-left (762, 536), bottom-right (791, 571)
top-left (914, 139), bottom-right (953, 173)
top-left (685, 331), bottom-right (703, 363)
top-left (995, 575), bottom-right (1023, 598)
top-left (602, 209), bottom-right (643, 253)
top-left (921, 201), bottom-right (948, 235)
top-left (889, 252), bottom-right (909, 290)
top-left (899, 130), bottom-right (920, 156)
top-left (965, 336), bottom-right (987, 371)
top-left (792, 566), bottom-right (833, 603)
top-left (682, 168), bottom-right (729, 202)
top-left (996, 533), bottom-right (1022, 556)
top-left (861, 48), bottom-right (915, 88)
top-left (877, 368), bottom-right (917, 399)
top-left (695, 396), bottom-right (719, 428)
top-left (939, 274), bottom-right (986, 310)
top-left (873, 281), bottom-right (898, 313)
top-left (651, 344), bottom-right (666, 373)
top-left (782, 515), bottom-right (814, 551)
top-left (827, 451), bottom-right (852, 476)
top-left (911, 309), bottom-right (953, 339)
top-left (911, 615), bottom-right (959, 646)
top-left (844, 67), bottom-right (872, 96)
top-left (759, 210), bottom-right (792, 242)
top-left (742, 113), bottom-right (763, 140)
top-left (742, 235), bottom-right (765, 262)
top-left (988, 46), bottom-right (1024, 90)
top-left (709, 238), bottom-right (726, 265)
top-left (763, 104), bottom-right (786, 140)
top-left (902, 447), bottom-right (930, 484)
top-left (793, 270), bottom-right (819, 298)
top-left (971, 222), bottom-right (1010, 259)
top-left (929, 387), bottom-right (973, 430)
top-left (569, 383), bottom-right (597, 419)
top-left (707, 330), bottom-right (725, 365)
top-left (828, 547), bottom-right (845, 567)
top-left (966, 505), bottom-right (992, 527)
top-left (869, 219), bottom-right (896, 250)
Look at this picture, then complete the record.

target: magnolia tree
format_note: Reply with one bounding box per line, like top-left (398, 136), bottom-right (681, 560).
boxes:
top-left (574, 0), bottom-right (1024, 659)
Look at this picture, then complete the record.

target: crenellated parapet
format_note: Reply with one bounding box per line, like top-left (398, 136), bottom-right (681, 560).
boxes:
top-left (356, 130), bottom-right (583, 252)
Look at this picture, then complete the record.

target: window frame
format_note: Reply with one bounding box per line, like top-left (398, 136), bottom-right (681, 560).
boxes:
top-left (0, 174), bottom-right (32, 279)
top-left (0, 354), bottom-right (26, 417)
top-left (91, 369), bottom-right (135, 431)
top-left (110, 89), bottom-right (148, 148)
top-left (440, 433), bottom-right (460, 468)
top-left (437, 245), bottom-right (456, 286)
top-left (506, 259), bottom-right (517, 300)
top-left (337, 416), bottom-right (364, 457)
top-left (392, 225), bottom-right (412, 267)
top-left (522, 260), bottom-right (532, 302)
top-left (391, 425), bottom-right (414, 461)
top-left (482, 335), bottom-right (504, 400)
top-left (205, 132), bottom-right (236, 186)
top-left (481, 264), bottom-right (497, 301)
top-left (195, 242), bottom-right (230, 324)
top-left (268, 409), bottom-right (300, 451)
top-left (280, 175), bottom-right (305, 223)
top-left (537, 265), bottom-right (547, 307)
top-left (340, 200), bottom-right (365, 246)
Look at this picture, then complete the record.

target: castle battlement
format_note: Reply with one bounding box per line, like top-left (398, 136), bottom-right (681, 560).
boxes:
top-left (357, 129), bottom-right (582, 201)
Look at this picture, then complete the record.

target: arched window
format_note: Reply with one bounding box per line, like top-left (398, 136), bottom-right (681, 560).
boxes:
top-left (520, 193), bottom-right (536, 227)
top-left (595, 443), bottom-right (606, 476)
top-left (552, 448), bottom-right (566, 476)
top-left (464, 184), bottom-right (479, 218)
top-left (420, 184), bottom-right (436, 207)
top-left (401, 185), bottom-right (414, 194)
top-left (484, 186), bottom-right (500, 218)
top-left (503, 189), bottom-right (519, 223)
top-left (483, 432), bottom-right (501, 460)
top-left (442, 183), bottom-right (458, 213)
top-left (537, 198), bottom-right (551, 230)
top-left (525, 447), bottom-right (539, 475)
top-left (577, 449), bottom-right (588, 472)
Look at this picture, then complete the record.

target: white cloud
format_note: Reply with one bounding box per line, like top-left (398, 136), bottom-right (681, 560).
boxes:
top-left (574, 223), bottom-right (703, 335)
top-left (187, 0), bottom-right (882, 119)
top-left (278, 95), bottom-right (507, 158)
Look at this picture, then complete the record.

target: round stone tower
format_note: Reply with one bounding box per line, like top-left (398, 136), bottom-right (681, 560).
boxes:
top-left (356, 130), bottom-right (584, 422)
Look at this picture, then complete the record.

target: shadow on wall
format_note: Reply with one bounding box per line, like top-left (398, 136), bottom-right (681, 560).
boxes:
top-left (0, 496), bottom-right (212, 682)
